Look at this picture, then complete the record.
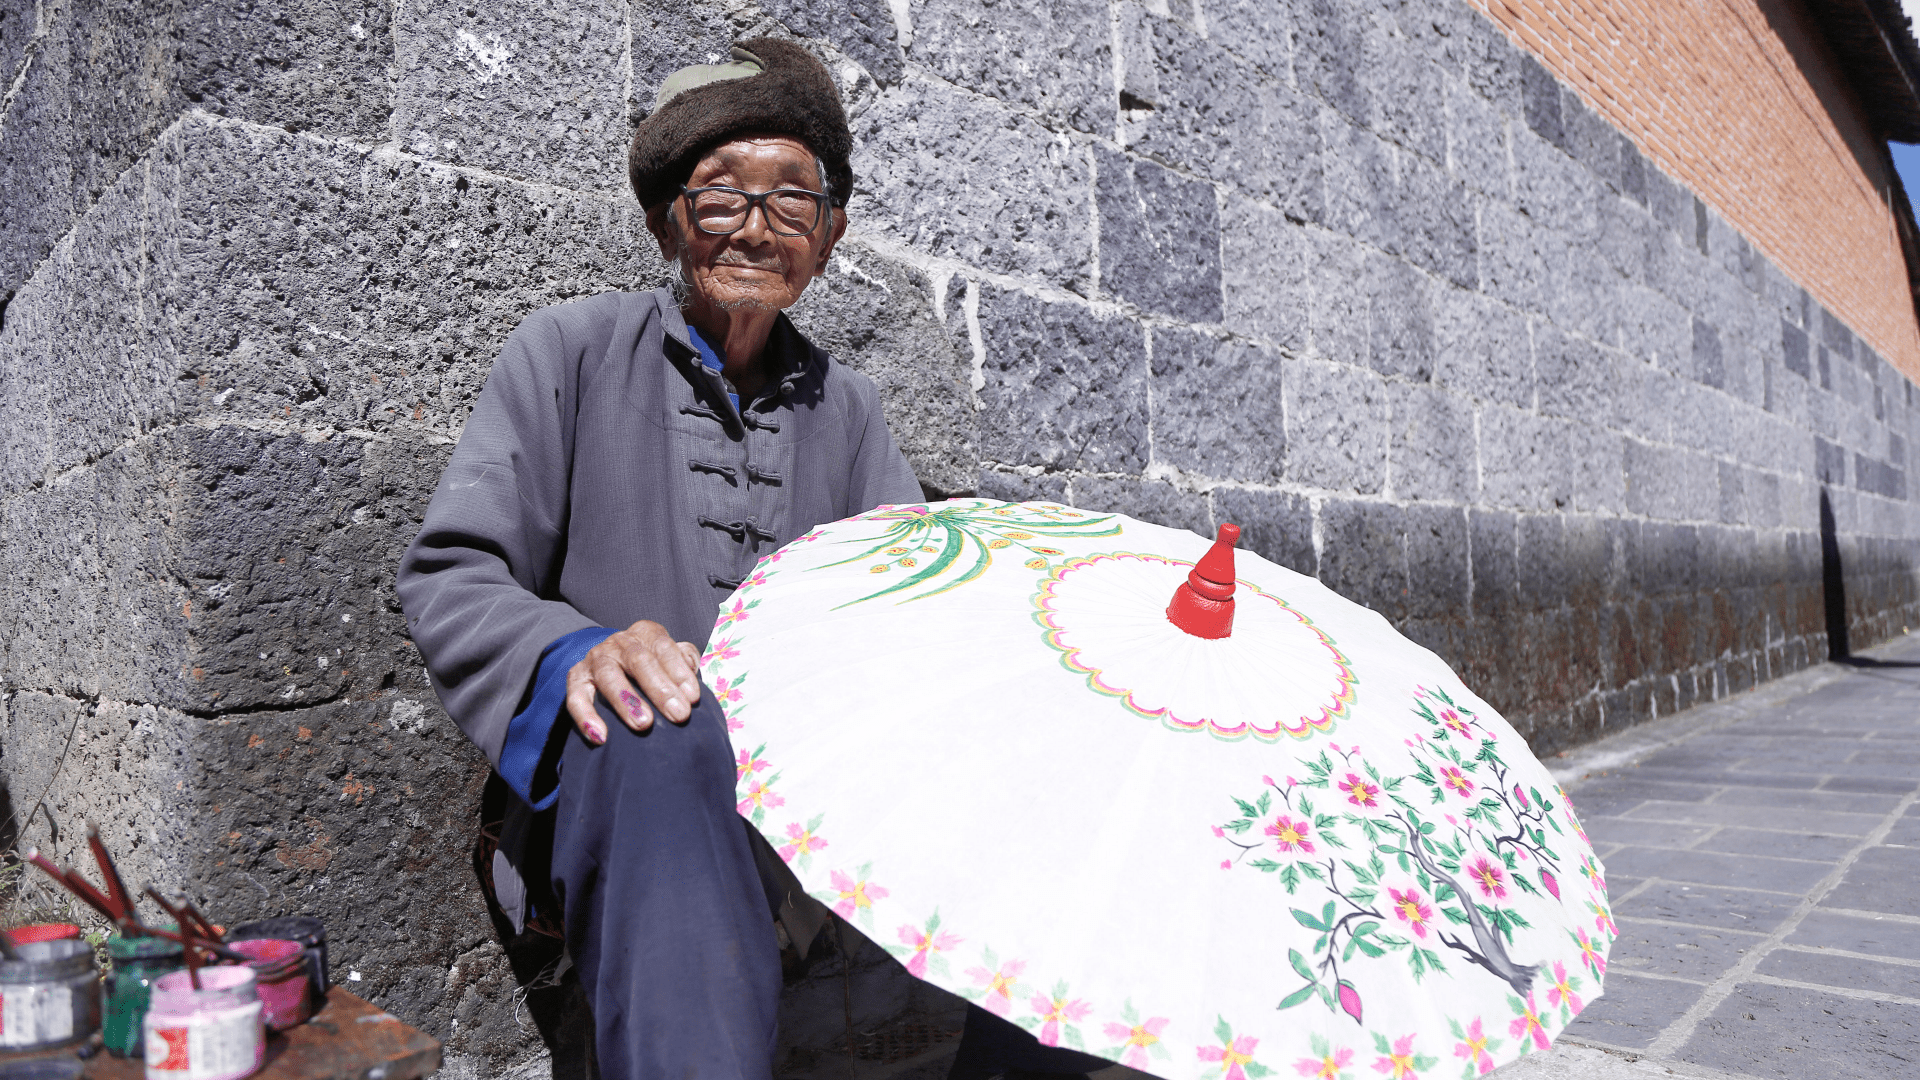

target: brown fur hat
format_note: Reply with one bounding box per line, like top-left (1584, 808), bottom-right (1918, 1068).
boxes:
top-left (628, 38), bottom-right (853, 210)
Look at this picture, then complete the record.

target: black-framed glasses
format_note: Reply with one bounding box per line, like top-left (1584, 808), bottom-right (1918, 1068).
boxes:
top-left (680, 185), bottom-right (829, 237)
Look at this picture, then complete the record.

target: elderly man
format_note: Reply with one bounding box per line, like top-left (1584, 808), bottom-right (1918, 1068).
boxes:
top-left (397, 39), bottom-right (1108, 1080)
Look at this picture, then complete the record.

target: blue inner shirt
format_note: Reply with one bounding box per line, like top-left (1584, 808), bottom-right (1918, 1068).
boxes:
top-left (684, 324), bottom-right (740, 412)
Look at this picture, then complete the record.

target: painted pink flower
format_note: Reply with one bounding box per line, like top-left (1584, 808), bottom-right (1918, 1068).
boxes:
top-left (1440, 709), bottom-right (1471, 737)
top-left (1199, 1034), bottom-right (1263, 1080)
top-left (1467, 857), bottom-right (1507, 899)
top-left (778, 820), bottom-right (826, 862)
top-left (711, 675), bottom-right (744, 706)
top-left (1371, 1034), bottom-right (1423, 1079)
top-left (1212, 825), bottom-right (1226, 838)
top-left (1339, 773), bottom-right (1380, 808)
top-left (1389, 887), bottom-right (1433, 939)
top-left (1547, 961), bottom-right (1583, 1015)
top-left (740, 569), bottom-right (770, 589)
top-left (828, 869), bottom-right (887, 921)
top-left (1101, 1016), bottom-right (1169, 1070)
top-left (1508, 992), bottom-right (1550, 1050)
top-left (1574, 927), bottom-right (1607, 977)
top-left (897, 921), bottom-right (960, 979)
top-left (1513, 784), bottom-right (1530, 809)
top-left (704, 638), bottom-right (742, 664)
top-left (1029, 991), bottom-right (1092, 1047)
top-left (1267, 815), bottom-right (1315, 854)
top-left (726, 716), bottom-right (744, 733)
top-left (1579, 855), bottom-right (1606, 892)
top-left (715, 599), bottom-right (754, 628)
top-left (1295, 1044), bottom-right (1354, 1079)
top-left (735, 747), bottom-right (768, 780)
top-left (962, 958), bottom-right (1026, 1017)
top-left (736, 780), bottom-right (783, 816)
top-left (1453, 1018), bottom-right (1495, 1075)
top-left (1439, 766), bottom-right (1475, 798)
top-left (1589, 899), bottom-right (1617, 937)
top-left (1539, 869), bottom-right (1560, 900)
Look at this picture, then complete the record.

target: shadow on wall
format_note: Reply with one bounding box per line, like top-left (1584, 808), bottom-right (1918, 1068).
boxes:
top-left (1821, 487), bottom-right (1920, 668)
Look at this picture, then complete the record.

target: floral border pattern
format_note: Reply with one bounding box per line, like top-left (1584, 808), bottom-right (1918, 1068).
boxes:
top-left (1032, 551), bottom-right (1358, 742)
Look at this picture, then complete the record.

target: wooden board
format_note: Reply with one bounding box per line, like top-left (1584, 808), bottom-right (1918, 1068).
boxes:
top-left (79, 987), bottom-right (440, 1080)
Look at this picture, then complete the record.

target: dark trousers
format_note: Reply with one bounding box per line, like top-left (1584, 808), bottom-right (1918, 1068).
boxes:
top-left (551, 686), bottom-right (1109, 1080)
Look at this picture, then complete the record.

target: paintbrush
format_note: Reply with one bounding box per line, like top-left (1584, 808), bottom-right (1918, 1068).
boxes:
top-left (143, 888), bottom-right (204, 989)
top-left (85, 823), bottom-right (144, 935)
top-left (24, 848), bottom-right (121, 924)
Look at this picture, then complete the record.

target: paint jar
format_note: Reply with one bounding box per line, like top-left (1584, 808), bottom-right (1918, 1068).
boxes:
top-left (1, 924), bottom-right (80, 948)
top-left (227, 939), bottom-right (309, 1031)
top-left (103, 931), bottom-right (185, 1057)
top-left (228, 917), bottom-right (326, 1008)
top-left (142, 967), bottom-right (264, 1080)
top-left (0, 938), bottom-right (101, 1052)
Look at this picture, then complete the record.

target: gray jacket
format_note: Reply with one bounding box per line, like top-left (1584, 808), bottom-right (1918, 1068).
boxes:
top-left (397, 286), bottom-right (921, 924)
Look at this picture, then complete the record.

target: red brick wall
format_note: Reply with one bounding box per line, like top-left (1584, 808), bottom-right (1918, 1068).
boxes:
top-left (1470, 0), bottom-right (1920, 379)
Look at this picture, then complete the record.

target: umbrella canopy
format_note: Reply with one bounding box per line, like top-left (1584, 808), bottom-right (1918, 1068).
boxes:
top-left (706, 500), bottom-right (1611, 1080)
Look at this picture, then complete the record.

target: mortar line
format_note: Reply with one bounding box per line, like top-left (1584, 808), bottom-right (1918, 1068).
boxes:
top-left (1816, 905), bottom-right (1920, 926)
top-left (1742, 971), bottom-right (1920, 1006)
top-left (1643, 787), bottom-right (1920, 1056)
top-left (1770, 942), bottom-right (1920, 969)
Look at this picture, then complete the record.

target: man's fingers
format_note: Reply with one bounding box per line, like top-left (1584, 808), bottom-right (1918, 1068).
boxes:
top-left (621, 640), bottom-right (693, 725)
top-left (677, 640), bottom-right (701, 672)
top-left (589, 653), bottom-right (654, 731)
top-left (564, 669), bottom-right (609, 745)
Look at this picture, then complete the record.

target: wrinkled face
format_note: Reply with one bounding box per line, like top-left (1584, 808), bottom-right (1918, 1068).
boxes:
top-left (647, 134), bottom-right (845, 314)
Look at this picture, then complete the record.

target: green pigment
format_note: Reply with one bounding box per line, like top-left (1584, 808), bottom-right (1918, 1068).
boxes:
top-left (102, 929), bottom-right (183, 1058)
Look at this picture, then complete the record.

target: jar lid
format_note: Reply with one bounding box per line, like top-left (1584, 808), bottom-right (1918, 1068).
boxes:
top-left (107, 927), bottom-right (185, 961)
top-left (0, 938), bottom-right (95, 981)
top-left (150, 965), bottom-right (258, 1013)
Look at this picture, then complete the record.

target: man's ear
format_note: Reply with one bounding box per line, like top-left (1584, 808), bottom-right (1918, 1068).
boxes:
top-left (813, 208), bottom-right (848, 277)
top-left (646, 204), bottom-right (679, 262)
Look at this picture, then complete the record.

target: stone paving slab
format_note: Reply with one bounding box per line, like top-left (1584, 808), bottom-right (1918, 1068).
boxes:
top-left (1485, 632), bottom-right (1920, 1078)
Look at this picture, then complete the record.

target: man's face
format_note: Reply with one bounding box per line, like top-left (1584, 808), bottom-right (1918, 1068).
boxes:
top-left (647, 134), bottom-right (846, 314)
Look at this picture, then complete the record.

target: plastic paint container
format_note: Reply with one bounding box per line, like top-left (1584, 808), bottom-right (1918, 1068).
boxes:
top-left (142, 967), bottom-right (264, 1080)
top-left (0, 938), bottom-right (101, 1052)
top-left (228, 916), bottom-right (326, 1008)
top-left (0, 924), bottom-right (81, 948)
top-left (227, 939), bottom-right (309, 1031)
top-left (103, 930), bottom-right (186, 1058)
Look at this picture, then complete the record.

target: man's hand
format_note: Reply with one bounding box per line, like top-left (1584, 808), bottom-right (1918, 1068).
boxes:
top-left (566, 620), bottom-right (703, 744)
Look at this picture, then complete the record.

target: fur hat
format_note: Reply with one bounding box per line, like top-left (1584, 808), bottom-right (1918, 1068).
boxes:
top-left (628, 38), bottom-right (853, 210)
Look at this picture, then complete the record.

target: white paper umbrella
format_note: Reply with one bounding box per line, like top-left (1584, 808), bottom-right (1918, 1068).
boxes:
top-left (705, 500), bottom-right (1612, 1080)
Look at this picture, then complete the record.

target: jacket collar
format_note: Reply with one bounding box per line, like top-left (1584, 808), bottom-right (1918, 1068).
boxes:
top-left (656, 286), bottom-right (816, 407)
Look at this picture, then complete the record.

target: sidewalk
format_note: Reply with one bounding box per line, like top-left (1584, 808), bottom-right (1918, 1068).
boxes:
top-left (1495, 632), bottom-right (1920, 1079)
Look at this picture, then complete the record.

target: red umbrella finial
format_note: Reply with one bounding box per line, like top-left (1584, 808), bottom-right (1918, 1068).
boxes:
top-left (1167, 523), bottom-right (1240, 639)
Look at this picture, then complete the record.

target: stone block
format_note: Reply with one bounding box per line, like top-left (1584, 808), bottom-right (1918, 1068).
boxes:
top-left (1122, 16), bottom-right (1323, 218)
top-left (1624, 441), bottom-right (1716, 520)
top-left (1432, 286), bottom-right (1532, 408)
top-left (1213, 488), bottom-right (1315, 576)
top-left (1387, 381), bottom-right (1473, 503)
top-left (391, 0), bottom-right (630, 191)
top-left (1601, 845), bottom-right (1833, 893)
top-left (971, 284), bottom-right (1148, 473)
top-left (1609, 916), bottom-right (1763, 983)
top-left (630, 0), bottom-right (738, 99)
top-left (1468, 509), bottom-right (1517, 619)
top-left (1828, 845), bottom-right (1920, 916)
top-left (1403, 503), bottom-right (1468, 619)
top-left (1477, 405), bottom-right (1569, 512)
top-left (1477, 198), bottom-right (1555, 315)
top-left (1308, 233), bottom-right (1435, 379)
top-left (786, 241), bottom-right (979, 494)
top-left (1443, 72), bottom-right (1509, 199)
top-left (176, 0), bottom-right (392, 139)
top-left (1691, 316), bottom-right (1725, 389)
top-left (1293, 0), bottom-right (1371, 122)
top-left (1518, 52), bottom-right (1563, 150)
top-left (0, 8), bottom-right (77, 298)
top-left (1283, 358), bottom-right (1388, 494)
top-left (1069, 476), bottom-right (1210, 537)
top-left (1321, 111), bottom-right (1476, 287)
top-left (1561, 971), bottom-right (1700, 1050)
top-left (1095, 145), bottom-right (1222, 322)
top-left (1511, 123), bottom-right (1599, 240)
top-left (1148, 326), bottom-right (1283, 483)
top-left (1614, 880), bottom-right (1802, 933)
top-left (1316, 497), bottom-right (1406, 620)
top-left (1679, 982), bottom-right (1920, 1079)
top-left (761, 0), bottom-right (903, 85)
top-left (1368, 54), bottom-right (1447, 165)
top-left (1563, 90), bottom-right (1623, 193)
top-left (853, 76), bottom-right (1094, 291)
top-left (907, 0), bottom-right (1108, 132)
top-left (976, 468), bottom-right (1068, 504)
top-left (148, 115), bottom-right (658, 440)
top-left (1219, 194), bottom-right (1307, 351)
